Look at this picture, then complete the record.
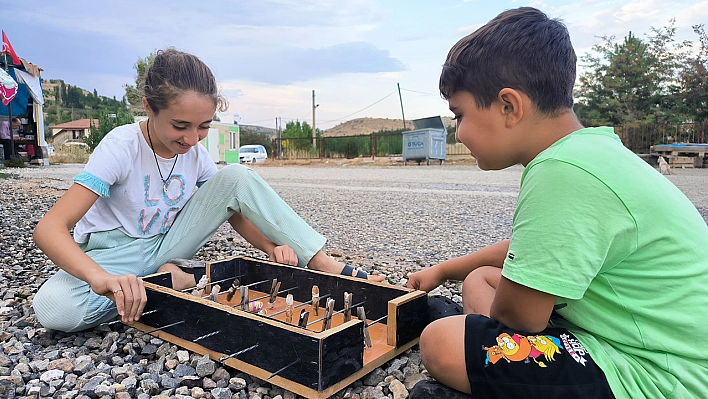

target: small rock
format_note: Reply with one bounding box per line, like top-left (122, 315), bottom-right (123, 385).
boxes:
top-left (173, 364), bottom-right (196, 378)
top-left (29, 359), bottom-right (49, 372)
top-left (403, 373), bottom-right (428, 391)
top-left (360, 386), bottom-right (386, 399)
top-left (191, 386), bottom-right (205, 399)
top-left (176, 351), bottom-right (190, 363)
top-left (386, 357), bottom-right (408, 374)
top-left (228, 377), bottom-right (246, 391)
top-left (79, 375), bottom-right (106, 397)
top-left (160, 377), bottom-right (180, 390)
top-left (115, 392), bottom-right (131, 399)
top-left (206, 365), bottom-right (226, 380)
top-left (195, 355), bottom-right (216, 377)
top-left (0, 379), bottom-right (16, 399)
top-left (48, 358), bottom-right (75, 373)
top-left (363, 368), bottom-right (386, 386)
top-left (40, 369), bottom-right (64, 383)
top-left (202, 377), bottom-right (216, 389)
top-left (139, 379), bottom-right (159, 395)
top-left (211, 387), bottom-right (231, 399)
top-left (141, 344), bottom-right (158, 356)
top-left (165, 359), bottom-right (179, 370)
top-left (389, 379), bottom-right (408, 399)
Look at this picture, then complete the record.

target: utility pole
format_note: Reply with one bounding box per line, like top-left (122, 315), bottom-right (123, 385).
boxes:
top-left (312, 90), bottom-right (319, 147)
top-left (397, 83), bottom-right (406, 130)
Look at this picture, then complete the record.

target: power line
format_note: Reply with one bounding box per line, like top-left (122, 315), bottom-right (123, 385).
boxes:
top-left (401, 88), bottom-right (436, 96)
top-left (319, 90), bottom-right (397, 125)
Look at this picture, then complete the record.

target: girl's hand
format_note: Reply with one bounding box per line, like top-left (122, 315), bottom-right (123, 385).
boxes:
top-left (268, 245), bottom-right (298, 266)
top-left (407, 266), bottom-right (447, 292)
top-left (89, 273), bottom-right (147, 324)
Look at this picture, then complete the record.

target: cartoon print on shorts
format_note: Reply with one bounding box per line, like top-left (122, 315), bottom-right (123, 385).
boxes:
top-left (483, 333), bottom-right (562, 367)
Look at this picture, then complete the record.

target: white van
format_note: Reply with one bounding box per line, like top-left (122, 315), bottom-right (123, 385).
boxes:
top-left (239, 145), bottom-right (268, 163)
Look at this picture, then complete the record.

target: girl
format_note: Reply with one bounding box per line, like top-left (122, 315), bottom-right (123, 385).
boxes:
top-left (33, 49), bottom-right (382, 332)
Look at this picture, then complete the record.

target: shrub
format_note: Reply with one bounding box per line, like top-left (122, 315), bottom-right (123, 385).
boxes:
top-left (3, 156), bottom-right (26, 168)
top-left (50, 144), bottom-right (91, 164)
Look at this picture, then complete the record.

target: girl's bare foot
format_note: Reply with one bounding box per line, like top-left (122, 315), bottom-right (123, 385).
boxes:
top-left (157, 263), bottom-right (197, 290)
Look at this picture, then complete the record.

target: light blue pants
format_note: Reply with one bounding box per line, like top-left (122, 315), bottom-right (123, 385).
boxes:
top-left (33, 164), bottom-right (326, 332)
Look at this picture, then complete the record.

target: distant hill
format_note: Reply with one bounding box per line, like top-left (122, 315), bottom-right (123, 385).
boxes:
top-left (323, 117), bottom-right (454, 137)
top-left (240, 124), bottom-right (277, 136)
top-left (42, 79), bottom-right (130, 127)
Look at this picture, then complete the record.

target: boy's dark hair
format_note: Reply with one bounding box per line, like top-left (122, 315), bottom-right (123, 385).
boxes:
top-left (439, 7), bottom-right (576, 115)
top-left (144, 48), bottom-right (228, 114)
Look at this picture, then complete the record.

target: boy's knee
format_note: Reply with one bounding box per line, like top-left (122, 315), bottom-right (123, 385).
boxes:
top-left (463, 266), bottom-right (500, 289)
top-left (419, 317), bottom-right (463, 374)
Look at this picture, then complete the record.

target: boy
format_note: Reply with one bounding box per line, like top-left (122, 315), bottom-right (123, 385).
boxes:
top-left (407, 7), bottom-right (708, 399)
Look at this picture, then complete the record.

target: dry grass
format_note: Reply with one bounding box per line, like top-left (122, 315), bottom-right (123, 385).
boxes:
top-left (50, 145), bottom-right (91, 164)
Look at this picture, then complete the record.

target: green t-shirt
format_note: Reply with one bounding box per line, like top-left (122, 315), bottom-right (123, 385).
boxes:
top-left (503, 127), bottom-right (708, 399)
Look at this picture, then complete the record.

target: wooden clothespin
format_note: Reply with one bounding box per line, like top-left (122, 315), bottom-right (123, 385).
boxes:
top-left (321, 298), bottom-right (336, 332)
top-left (285, 294), bottom-right (294, 324)
top-left (268, 279), bottom-right (281, 309)
top-left (298, 309), bottom-right (310, 328)
top-left (358, 307), bottom-right (372, 348)
top-left (209, 284), bottom-right (221, 302)
top-left (225, 279), bottom-right (241, 302)
top-left (239, 286), bottom-right (249, 311)
top-left (343, 292), bottom-right (352, 323)
top-left (311, 285), bottom-right (320, 316)
top-left (192, 274), bottom-right (208, 297)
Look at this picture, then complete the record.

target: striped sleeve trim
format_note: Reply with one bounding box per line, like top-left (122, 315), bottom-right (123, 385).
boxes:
top-left (74, 172), bottom-right (110, 198)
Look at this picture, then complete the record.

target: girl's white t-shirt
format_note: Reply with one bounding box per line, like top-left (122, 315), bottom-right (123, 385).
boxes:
top-left (72, 122), bottom-right (217, 243)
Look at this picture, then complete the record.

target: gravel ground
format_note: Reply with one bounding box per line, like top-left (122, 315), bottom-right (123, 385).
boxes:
top-left (1, 163), bottom-right (707, 399)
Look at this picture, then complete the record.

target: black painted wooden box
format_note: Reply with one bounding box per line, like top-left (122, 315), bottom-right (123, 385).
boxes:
top-left (136, 256), bottom-right (428, 399)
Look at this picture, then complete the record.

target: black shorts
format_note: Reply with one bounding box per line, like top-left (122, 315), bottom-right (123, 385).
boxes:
top-left (464, 314), bottom-right (615, 398)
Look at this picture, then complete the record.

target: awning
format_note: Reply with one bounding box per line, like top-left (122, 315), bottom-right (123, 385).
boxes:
top-left (15, 69), bottom-right (44, 105)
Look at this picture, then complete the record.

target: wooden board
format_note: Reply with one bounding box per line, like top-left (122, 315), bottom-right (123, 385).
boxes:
top-left (137, 256), bottom-right (428, 398)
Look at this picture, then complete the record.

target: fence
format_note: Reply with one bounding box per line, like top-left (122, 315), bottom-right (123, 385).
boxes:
top-left (271, 133), bottom-right (470, 160)
top-left (614, 122), bottom-right (708, 153)
top-left (271, 123), bottom-right (708, 160)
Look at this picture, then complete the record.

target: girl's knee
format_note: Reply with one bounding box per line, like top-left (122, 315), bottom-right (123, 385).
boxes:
top-left (219, 164), bottom-right (252, 181)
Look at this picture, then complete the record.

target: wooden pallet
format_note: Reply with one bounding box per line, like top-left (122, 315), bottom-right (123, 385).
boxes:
top-left (137, 256), bottom-right (428, 399)
top-left (650, 144), bottom-right (707, 168)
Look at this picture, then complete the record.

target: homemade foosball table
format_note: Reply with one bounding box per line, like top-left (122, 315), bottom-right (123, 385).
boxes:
top-left (134, 256), bottom-right (428, 399)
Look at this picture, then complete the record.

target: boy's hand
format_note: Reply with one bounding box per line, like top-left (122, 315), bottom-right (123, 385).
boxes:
top-left (269, 245), bottom-right (298, 266)
top-left (407, 267), bottom-right (446, 292)
top-left (89, 272), bottom-right (147, 325)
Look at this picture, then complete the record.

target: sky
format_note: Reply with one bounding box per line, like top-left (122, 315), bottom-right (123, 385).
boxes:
top-left (2, 0), bottom-right (708, 130)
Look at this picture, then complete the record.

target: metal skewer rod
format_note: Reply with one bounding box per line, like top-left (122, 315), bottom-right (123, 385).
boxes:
top-left (267, 359), bottom-right (300, 380)
top-left (178, 274), bottom-right (246, 293)
top-left (366, 315), bottom-right (388, 327)
top-left (192, 330), bottom-right (221, 343)
top-left (100, 309), bottom-right (160, 326)
top-left (219, 343), bottom-right (259, 362)
top-left (201, 278), bottom-right (270, 299)
top-left (269, 293), bottom-right (332, 317)
top-left (250, 285), bottom-right (300, 302)
top-left (306, 300), bottom-right (366, 327)
top-left (138, 320), bottom-right (185, 336)
top-left (251, 286), bottom-right (300, 301)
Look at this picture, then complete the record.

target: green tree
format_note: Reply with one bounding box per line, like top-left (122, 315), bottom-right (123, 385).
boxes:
top-left (282, 120), bottom-right (313, 151)
top-left (124, 53), bottom-right (156, 114)
top-left (84, 109), bottom-right (133, 151)
top-left (676, 24), bottom-right (708, 122)
top-left (240, 128), bottom-right (272, 154)
top-left (575, 21), bottom-right (689, 126)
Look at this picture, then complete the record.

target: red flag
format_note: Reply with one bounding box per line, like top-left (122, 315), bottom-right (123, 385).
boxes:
top-left (1, 30), bottom-right (21, 66)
